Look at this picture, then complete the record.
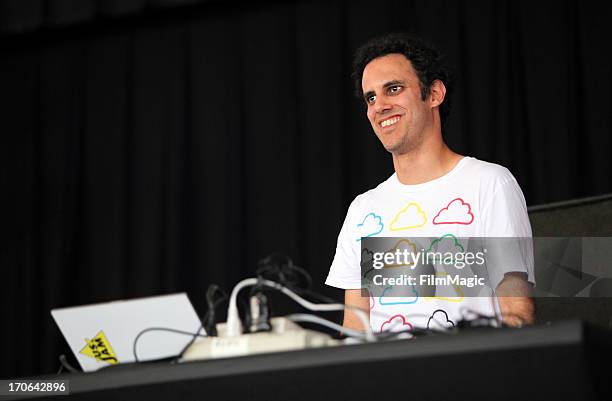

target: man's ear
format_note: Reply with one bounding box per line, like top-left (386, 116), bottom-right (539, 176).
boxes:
top-left (429, 79), bottom-right (446, 108)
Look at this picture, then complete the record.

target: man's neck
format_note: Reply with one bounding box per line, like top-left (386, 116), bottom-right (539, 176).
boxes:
top-left (392, 139), bottom-right (462, 185)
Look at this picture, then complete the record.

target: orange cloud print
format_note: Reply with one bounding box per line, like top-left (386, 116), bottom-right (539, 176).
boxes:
top-left (433, 198), bottom-right (474, 225)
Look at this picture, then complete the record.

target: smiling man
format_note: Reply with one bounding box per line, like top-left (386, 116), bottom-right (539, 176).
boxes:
top-left (326, 33), bottom-right (535, 333)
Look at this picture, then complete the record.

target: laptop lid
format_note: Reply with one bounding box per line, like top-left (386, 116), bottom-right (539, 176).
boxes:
top-left (51, 293), bottom-right (202, 372)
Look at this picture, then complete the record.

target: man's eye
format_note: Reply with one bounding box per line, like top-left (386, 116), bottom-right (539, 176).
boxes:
top-left (366, 95), bottom-right (376, 104)
top-left (389, 85), bottom-right (402, 94)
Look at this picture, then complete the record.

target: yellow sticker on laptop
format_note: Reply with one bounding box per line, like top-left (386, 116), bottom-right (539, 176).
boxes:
top-left (80, 330), bottom-right (119, 364)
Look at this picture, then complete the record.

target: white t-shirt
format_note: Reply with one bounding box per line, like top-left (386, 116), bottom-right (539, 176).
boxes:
top-left (325, 157), bottom-right (534, 332)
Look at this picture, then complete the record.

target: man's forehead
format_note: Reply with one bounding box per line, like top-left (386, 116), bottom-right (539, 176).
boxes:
top-left (362, 53), bottom-right (414, 89)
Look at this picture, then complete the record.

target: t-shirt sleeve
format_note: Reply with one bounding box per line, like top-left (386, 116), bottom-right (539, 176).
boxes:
top-left (480, 172), bottom-right (535, 289)
top-left (326, 197), bottom-right (363, 289)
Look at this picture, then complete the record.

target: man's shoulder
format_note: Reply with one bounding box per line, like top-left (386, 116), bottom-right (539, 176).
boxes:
top-left (461, 157), bottom-right (516, 186)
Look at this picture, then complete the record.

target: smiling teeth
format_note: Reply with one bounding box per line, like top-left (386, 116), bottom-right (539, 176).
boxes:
top-left (381, 116), bottom-right (400, 127)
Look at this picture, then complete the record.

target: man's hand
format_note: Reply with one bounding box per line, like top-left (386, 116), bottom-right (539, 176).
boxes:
top-left (496, 272), bottom-right (535, 327)
top-left (343, 289), bottom-right (371, 331)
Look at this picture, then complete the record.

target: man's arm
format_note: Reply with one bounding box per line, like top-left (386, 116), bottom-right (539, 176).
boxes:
top-left (496, 272), bottom-right (535, 326)
top-left (343, 289), bottom-right (371, 331)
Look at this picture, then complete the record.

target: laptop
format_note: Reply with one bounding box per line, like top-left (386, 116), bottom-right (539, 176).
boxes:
top-left (51, 293), bottom-right (203, 372)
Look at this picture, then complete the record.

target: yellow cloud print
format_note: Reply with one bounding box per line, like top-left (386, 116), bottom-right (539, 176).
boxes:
top-left (423, 271), bottom-right (465, 303)
top-left (390, 202), bottom-right (426, 231)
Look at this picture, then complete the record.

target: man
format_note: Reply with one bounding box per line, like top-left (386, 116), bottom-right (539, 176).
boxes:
top-left (326, 33), bottom-right (534, 333)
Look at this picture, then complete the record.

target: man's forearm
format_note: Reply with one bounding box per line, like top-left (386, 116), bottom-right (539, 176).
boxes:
top-left (343, 289), bottom-right (371, 331)
top-left (496, 272), bottom-right (535, 326)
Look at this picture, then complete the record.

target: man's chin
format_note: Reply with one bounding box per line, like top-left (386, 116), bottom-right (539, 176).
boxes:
top-left (382, 141), bottom-right (405, 154)
top-left (384, 142), bottom-right (413, 155)
top-left (377, 132), bottom-right (406, 153)
top-left (380, 134), bottom-right (421, 155)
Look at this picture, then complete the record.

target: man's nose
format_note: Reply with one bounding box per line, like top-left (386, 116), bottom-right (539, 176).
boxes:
top-left (374, 97), bottom-right (391, 114)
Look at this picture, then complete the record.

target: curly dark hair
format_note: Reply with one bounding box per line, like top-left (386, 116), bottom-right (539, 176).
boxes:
top-left (352, 33), bottom-right (454, 127)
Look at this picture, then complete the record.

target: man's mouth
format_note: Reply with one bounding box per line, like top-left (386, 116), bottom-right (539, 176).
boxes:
top-left (380, 115), bottom-right (401, 128)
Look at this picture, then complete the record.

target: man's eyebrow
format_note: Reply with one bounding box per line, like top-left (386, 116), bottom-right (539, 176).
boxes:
top-left (363, 80), bottom-right (405, 101)
top-left (383, 80), bottom-right (404, 88)
top-left (363, 90), bottom-right (375, 100)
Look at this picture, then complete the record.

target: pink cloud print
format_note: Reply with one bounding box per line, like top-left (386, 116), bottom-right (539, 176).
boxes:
top-left (433, 198), bottom-right (474, 225)
top-left (379, 314), bottom-right (413, 334)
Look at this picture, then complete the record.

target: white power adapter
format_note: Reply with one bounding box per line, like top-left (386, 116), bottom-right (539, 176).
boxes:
top-left (181, 276), bottom-right (373, 363)
top-left (181, 317), bottom-right (339, 361)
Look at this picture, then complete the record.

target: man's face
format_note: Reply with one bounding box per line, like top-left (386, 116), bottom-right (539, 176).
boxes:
top-left (362, 53), bottom-right (431, 155)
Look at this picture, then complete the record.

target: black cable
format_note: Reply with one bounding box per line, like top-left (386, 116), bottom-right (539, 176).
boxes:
top-left (255, 253), bottom-right (325, 306)
top-left (255, 253), bottom-right (312, 291)
top-left (132, 327), bottom-right (208, 363)
top-left (203, 284), bottom-right (228, 336)
top-left (56, 354), bottom-right (79, 374)
top-left (175, 292), bottom-right (228, 361)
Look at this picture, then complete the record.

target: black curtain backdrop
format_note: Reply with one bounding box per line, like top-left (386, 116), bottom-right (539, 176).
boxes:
top-left (1, 0), bottom-right (612, 377)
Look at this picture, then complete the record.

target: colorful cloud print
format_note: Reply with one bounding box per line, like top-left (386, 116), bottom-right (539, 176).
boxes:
top-left (390, 202), bottom-right (426, 231)
top-left (361, 248), bottom-right (374, 267)
top-left (433, 198), bottom-right (474, 225)
top-left (356, 213), bottom-right (384, 241)
top-left (427, 309), bottom-right (455, 330)
top-left (423, 272), bottom-right (465, 303)
top-left (379, 285), bottom-right (419, 305)
top-left (380, 314), bottom-right (413, 333)
top-left (427, 233), bottom-right (465, 253)
top-left (361, 249), bottom-right (376, 279)
top-left (384, 239), bottom-right (418, 268)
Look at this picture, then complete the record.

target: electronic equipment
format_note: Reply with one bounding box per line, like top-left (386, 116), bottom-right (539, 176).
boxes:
top-left (182, 317), bottom-right (338, 360)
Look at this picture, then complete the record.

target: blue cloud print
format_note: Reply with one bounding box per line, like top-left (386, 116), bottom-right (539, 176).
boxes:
top-left (379, 285), bottom-right (419, 305)
top-left (356, 212), bottom-right (384, 242)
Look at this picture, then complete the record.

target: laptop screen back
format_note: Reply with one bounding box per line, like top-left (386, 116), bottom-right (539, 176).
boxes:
top-left (51, 293), bottom-right (202, 372)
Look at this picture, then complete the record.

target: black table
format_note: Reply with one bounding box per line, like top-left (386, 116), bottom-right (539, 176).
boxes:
top-left (10, 320), bottom-right (612, 401)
